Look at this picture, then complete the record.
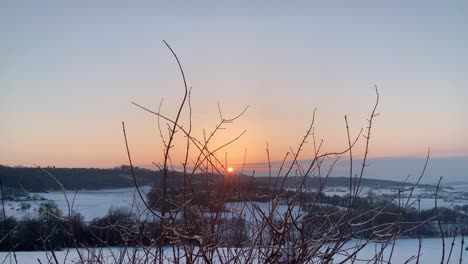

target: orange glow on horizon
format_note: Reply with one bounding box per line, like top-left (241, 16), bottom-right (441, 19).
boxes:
top-left (227, 167), bottom-right (234, 173)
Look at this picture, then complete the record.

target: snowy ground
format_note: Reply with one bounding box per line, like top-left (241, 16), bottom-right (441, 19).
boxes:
top-left (2, 185), bottom-right (467, 263)
top-left (0, 237), bottom-right (464, 263)
top-left (4, 186), bottom-right (152, 221)
top-left (4, 187), bottom-right (305, 223)
top-left (321, 185), bottom-right (468, 210)
top-left (3, 184), bottom-right (467, 222)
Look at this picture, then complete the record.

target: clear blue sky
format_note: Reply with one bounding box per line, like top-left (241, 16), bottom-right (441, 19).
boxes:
top-left (1, 1), bottom-right (467, 182)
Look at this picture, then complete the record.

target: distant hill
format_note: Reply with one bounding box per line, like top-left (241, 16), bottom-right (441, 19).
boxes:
top-left (250, 176), bottom-right (432, 189)
top-left (0, 165), bottom-right (432, 192)
top-left (0, 165), bottom-right (161, 192)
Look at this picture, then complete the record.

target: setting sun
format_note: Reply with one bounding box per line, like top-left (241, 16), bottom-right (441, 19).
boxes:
top-left (227, 167), bottom-right (234, 173)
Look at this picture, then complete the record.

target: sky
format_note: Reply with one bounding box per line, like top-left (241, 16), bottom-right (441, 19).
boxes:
top-left (1, 1), bottom-right (467, 183)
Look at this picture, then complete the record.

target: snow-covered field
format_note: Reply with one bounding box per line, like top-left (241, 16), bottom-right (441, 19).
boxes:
top-left (2, 185), bottom-right (468, 263)
top-left (5, 187), bottom-right (306, 223)
top-left (5, 187), bottom-right (305, 222)
top-left (321, 185), bottom-right (468, 210)
top-left (4, 186), bottom-right (152, 221)
top-left (0, 237), bottom-right (464, 263)
top-left (4, 183), bottom-right (468, 222)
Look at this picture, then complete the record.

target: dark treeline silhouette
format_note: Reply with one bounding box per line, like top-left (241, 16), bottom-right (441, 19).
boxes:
top-left (0, 165), bottom-right (429, 192)
top-left (0, 165), bottom-right (159, 191)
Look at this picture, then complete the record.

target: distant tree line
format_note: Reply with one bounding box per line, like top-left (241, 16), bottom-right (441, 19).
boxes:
top-left (0, 165), bottom-right (428, 192)
top-left (0, 201), bottom-right (247, 251)
top-left (0, 165), bottom-right (160, 192)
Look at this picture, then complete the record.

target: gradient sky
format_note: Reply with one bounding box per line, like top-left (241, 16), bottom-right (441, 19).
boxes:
top-left (1, 1), bottom-right (467, 181)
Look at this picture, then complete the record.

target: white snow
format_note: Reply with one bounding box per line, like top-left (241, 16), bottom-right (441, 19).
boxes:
top-left (4, 186), bottom-right (152, 221)
top-left (0, 237), bottom-right (464, 263)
